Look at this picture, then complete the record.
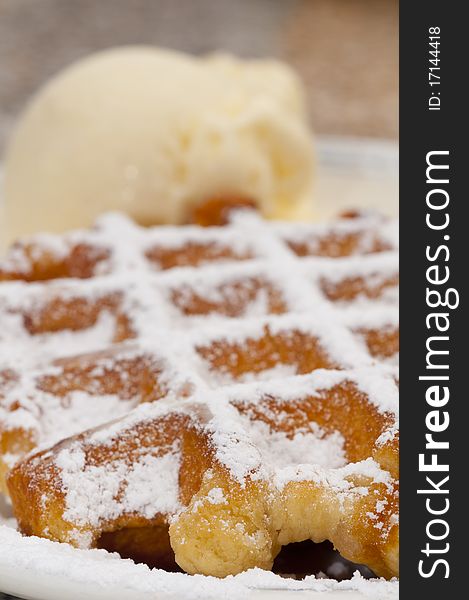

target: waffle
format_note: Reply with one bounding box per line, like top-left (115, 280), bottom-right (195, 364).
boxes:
top-left (1, 210), bottom-right (399, 579)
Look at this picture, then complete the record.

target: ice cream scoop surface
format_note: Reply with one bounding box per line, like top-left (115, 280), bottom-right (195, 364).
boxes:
top-left (3, 46), bottom-right (315, 245)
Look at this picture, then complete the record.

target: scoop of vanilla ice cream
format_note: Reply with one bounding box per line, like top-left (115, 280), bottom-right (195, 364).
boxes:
top-left (3, 46), bottom-right (315, 244)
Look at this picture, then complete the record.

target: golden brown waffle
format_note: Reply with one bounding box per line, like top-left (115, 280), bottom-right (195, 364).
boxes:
top-left (1, 211), bottom-right (398, 579)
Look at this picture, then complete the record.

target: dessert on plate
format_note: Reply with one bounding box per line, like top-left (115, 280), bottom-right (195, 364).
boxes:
top-left (0, 207), bottom-right (398, 580)
top-left (0, 43), bottom-right (398, 596)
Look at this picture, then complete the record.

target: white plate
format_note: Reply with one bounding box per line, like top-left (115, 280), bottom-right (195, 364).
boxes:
top-left (0, 523), bottom-right (397, 600)
top-left (0, 137), bottom-right (398, 599)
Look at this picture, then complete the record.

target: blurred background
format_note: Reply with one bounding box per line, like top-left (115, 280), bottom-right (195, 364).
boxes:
top-left (0, 0), bottom-right (398, 154)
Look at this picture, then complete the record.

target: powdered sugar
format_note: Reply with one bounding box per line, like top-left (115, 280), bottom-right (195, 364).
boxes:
top-left (273, 457), bottom-right (392, 492)
top-left (57, 442), bottom-right (181, 534)
top-left (245, 419), bottom-right (346, 471)
top-left (1, 212), bottom-right (398, 400)
top-left (46, 364), bottom-right (396, 526)
top-left (123, 452), bottom-right (181, 517)
top-left (0, 525), bottom-right (398, 599)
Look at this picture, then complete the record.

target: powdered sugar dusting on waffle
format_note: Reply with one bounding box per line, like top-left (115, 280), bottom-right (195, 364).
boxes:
top-left (1, 211), bottom-right (398, 467)
top-left (34, 358), bottom-right (398, 530)
top-left (1, 212), bottom-right (398, 566)
top-left (0, 211), bottom-right (398, 346)
top-left (273, 457), bottom-right (393, 493)
top-left (0, 340), bottom-right (197, 472)
top-left (55, 441), bottom-right (181, 538)
top-left (247, 420), bottom-right (347, 471)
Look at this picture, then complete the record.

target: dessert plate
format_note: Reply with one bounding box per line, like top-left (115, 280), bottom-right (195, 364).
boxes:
top-left (0, 522), bottom-right (397, 600)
